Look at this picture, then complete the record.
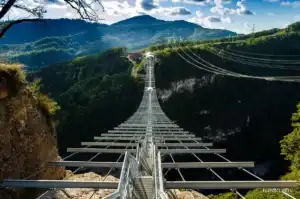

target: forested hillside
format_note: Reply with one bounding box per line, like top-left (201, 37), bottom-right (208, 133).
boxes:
top-left (30, 48), bottom-right (144, 154)
top-left (150, 21), bottom-right (300, 198)
top-left (0, 16), bottom-right (236, 69)
top-left (28, 22), bottom-right (300, 198)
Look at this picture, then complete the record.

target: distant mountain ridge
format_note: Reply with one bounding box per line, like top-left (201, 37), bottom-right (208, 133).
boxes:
top-left (0, 19), bottom-right (106, 44)
top-left (112, 15), bottom-right (165, 26)
top-left (0, 15), bottom-right (236, 68)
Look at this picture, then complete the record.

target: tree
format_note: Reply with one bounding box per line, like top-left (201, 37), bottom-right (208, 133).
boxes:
top-left (281, 103), bottom-right (300, 171)
top-left (0, 0), bottom-right (104, 38)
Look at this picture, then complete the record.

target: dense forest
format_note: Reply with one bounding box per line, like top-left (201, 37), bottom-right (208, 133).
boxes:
top-left (0, 16), bottom-right (235, 69)
top-left (25, 21), bottom-right (300, 198)
top-left (30, 48), bottom-right (144, 155)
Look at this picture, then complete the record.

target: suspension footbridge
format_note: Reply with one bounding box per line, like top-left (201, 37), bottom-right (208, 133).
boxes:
top-left (1, 52), bottom-right (298, 199)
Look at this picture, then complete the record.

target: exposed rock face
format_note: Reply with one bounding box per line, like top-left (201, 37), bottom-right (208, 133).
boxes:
top-left (0, 64), bottom-right (64, 199)
top-left (167, 189), bottom-right (209, 199)
top-left (39, 172), bottom-right (119, 199)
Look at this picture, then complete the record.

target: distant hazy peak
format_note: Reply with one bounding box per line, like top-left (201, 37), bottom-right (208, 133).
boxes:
top-left (111, 15), bottom-right (165, 26)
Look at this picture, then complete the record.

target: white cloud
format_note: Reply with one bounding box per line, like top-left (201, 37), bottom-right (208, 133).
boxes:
top-left (196, 10), bottom-right (205, 17)
top-left (172, 0), bottom-right (213, 6)
top-left (188, 16), bottom-right (212, 28)
top-left (221, 16), bottom-right (232, 23)
top-left (149, 6), bottom-right (192, 17)
top-left (188, 8), bottom-right (232, 28)
top-left (46, 3), bottom-right (67, 9)
top-left (210, 0), bottom-right (254, 17)
top-left (210, 6), bottom-right (236, 16)
top-left (281, 1), bottom-right (300, 8)
top-left (264, 0), bottom-right (280, 2)
top-left (104, 1), bottom-right (138, 17)
top-left (164, 7), bottom-right (192, 16)
top-left (267, 12), bottom-right (275, 16)
top-left (207, 16), bottom-right (222, 22)
top-left (210, 0), bottom-right (235, 16)
top-left (136, 0), bottom-right (159, 11)
top-left (236, 0), bottom-right (254, 15)
top-left (45, 4), bottom-right (79, 19)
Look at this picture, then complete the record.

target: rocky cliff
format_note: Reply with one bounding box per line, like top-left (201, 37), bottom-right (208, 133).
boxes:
top-left (168, 190), bottom-right (209, 199)
top-left (0, 64), bottom-right (64, 199)
top-left (40, 172), bottom-right (119, 199)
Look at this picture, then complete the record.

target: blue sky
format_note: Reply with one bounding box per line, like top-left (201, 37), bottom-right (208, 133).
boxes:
top-left (4, 0), bottom-right (300, 34)
top-left (149, 0), bottom-right (300, 33)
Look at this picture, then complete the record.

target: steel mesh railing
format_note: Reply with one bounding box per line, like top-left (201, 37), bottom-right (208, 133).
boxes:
top-left (156, 151), bottom-right (169, 199)
top-left (118, 152), bottom-right (131, 199)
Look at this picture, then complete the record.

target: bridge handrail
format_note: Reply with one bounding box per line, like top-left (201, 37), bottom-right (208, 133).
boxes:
top-left (118, 151), bottom-right (131, 198)
top-left (119, 151), bottom-right (142, 198)
top-left (153, 144), bottom-right (158, 199)
top-left (136, 142), bottom-right (140, 160)
top-left (137, 138), bottom-right (147, 164)
top-left (157, 151), bottom-right (164, 192)
top-left (157, 151), bottom-right (169, 199)
top-left (104, 152), bottom-right (132, 199)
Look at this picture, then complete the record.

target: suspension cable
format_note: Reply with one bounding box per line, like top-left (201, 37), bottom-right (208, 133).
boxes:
top-left (209, 47), bottom-right (300, 71)
top-left (217, 47), bottom-right (300, 63)
top-left (226, 48), bottom-right (300, 57)
top-left (175, 41), bottom-right (243, 77)
top-left (171, 40), bottom-right (300, 82)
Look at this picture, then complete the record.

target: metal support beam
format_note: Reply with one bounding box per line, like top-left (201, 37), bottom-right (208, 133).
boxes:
top-left (48, 161), bottom-right (123, 168)
top-left (156, 135), bottom-right (195, 138)
top-left (154, 134), bottom-right (195, 137)
top-left (94, 136), bottom-right (142, 141)
top-left (157, 143), bottom-right (212, 147)
top-left (119, 124), bottom-right (179, 127)
top-left (81, 142), bottom-right (138, 147)
top-left (165, 181), bottom-right (297, 189)
top-left (2, 180), bottom-right (119, 188)
top-left (162, 162), bottom-right (254, 168)
top-left (114, 127), bottom-right (184, 130)
top-left (67, 148), bottom-right (136, 153)
top-left (101, 134), bottom-right (195, 138)
top-left (160, 149), bottom-right (226, 154)
top-left (101, 134), bottom-right (146, 137)
top-left (153, 133), bottom-right (189, 135)
top-left (155, 138), bottom-right (202, 141)
top-left (114, 127), bottom-right (146, 130)
top-left (107, 130), bottom-right (189, 134)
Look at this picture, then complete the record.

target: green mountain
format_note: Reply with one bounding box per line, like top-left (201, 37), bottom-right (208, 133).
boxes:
top-left (0, 16), bottom-right (236, 69)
